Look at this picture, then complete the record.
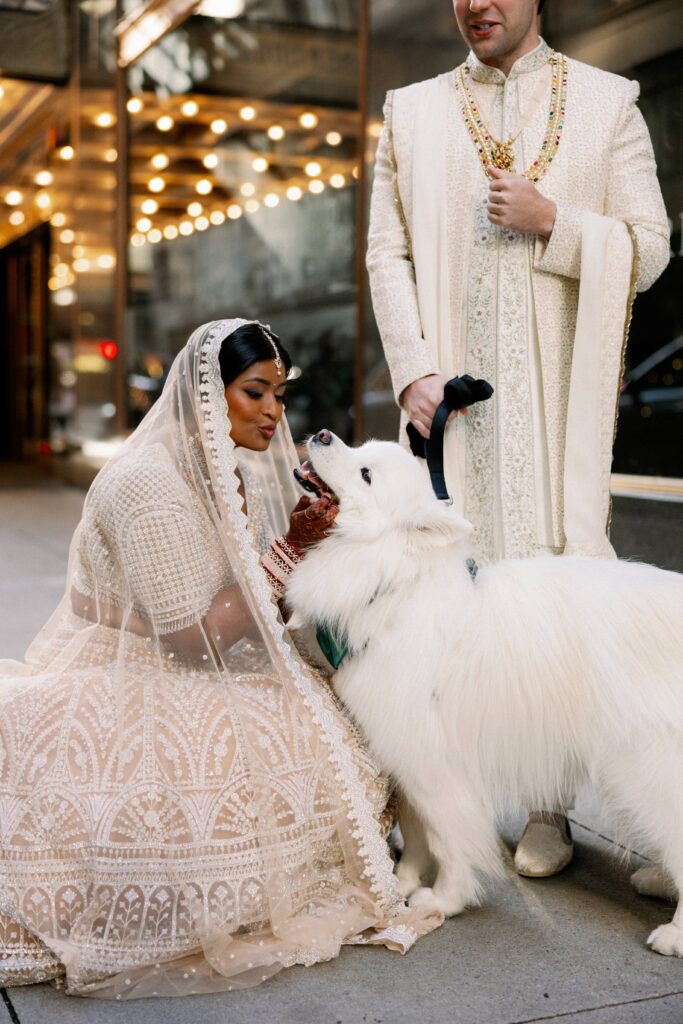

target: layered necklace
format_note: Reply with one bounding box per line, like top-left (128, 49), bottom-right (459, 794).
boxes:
top-left (455, 50), bottom-right (568, 183)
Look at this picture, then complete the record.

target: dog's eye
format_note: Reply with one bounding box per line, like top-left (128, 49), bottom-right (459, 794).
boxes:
top-left (360, 467), bottom-right (372, 485)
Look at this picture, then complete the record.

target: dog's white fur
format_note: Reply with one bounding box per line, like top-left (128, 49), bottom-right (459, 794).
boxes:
top-left (287, 433), bottom-right (683, 957)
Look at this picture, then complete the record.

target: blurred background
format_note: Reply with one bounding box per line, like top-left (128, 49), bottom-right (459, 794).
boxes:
top-left (0, 0), bottom-right (681, 492)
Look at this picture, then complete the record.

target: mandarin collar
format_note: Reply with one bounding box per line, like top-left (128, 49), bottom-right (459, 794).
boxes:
top-left (466, 36), bottom-right (550, 84)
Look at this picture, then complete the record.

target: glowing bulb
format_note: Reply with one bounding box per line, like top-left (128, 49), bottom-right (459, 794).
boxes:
top-left (148, 228), bottom-right (162, 243)
top-left (35, 191), bottom-right (51, 209)
top-left (264, 192), bottom-right (279, 208)
top-left (72, 245), bottom-right (84, 257)
top-left (239, 106), bottom-right (256, 121)
top-left (196, 178), bottom-right (213, 195)
top-left (305, 161), bottom-right (321, 177)
top-left (104, 148), bottom-right (118, 162)
top-left (187, 201), bottom-right (203, 217)
top-left (73, 257), bottom-right (91, 272)
top-left (252, 156), bottom-right (268, 173)
top-left (210, 118), bottom-right (227, 134)
top-left (210, 209), bottom-right (225, 225)
top-left (330, 173), bottom-right (346, 189)
top-left (5, 190), bottom-right (23, 206)
top-left (227, 204), bottom-right (242, 220)
top-left (245, 198), bottom-right (259, 213)
top-left (136, 217), bottom-right (152, 232)
top-left (131, 233), bottom-right (146, 247)
top-left (59, 146), bottom-right (74, 161)
top-left (203, 152), bottom-right (219, 169)
top-left (352, 165), bottom-right (360, 179)
top-left (179, 220), bottom-right (193, 236)
top-left (9, 210), bottom-right (25, 226)
top-left (240, 182), bottom-right (255, 197)
top-left (326, 131), bottom-right (342, 146)
top-left (151, 153), bottom-right (169, 170)
top-left (141, 198), bottom-right (158, 215)
top-left (34, 170), bottom-right (53, 186)
top-left (156, 115), bottom-right (174, 132)
top-left (51, 212), bottom-right (66, 226)
top-left (95, 112), bottom-right (115, 128)
top-left (96, 254), bottom-right (115, 269)
top-left (127, 97), bottom-right (143, 113)
top-left (181, 99), bottom-right (199, 117)
top-left (299, 112), bottom-right (318, 129)
top-left (286, 185), bottom-right (303, 201)
top-left (163, 224), bottom-right (179, 240)
top-left (267, 125), bottom-right (285, 141)
top-left (53, 287), bottom-right (75, 306)
top-left (309, 179), bottom-right (325, 194)
top-left (195, 216), bottom-right (209, 231)
top-left (148, 177), bottom-right (166, 192)
top-left (54, 262), bottom-right (69, 276)
top-left (59, 228), bottom-right (75, 243)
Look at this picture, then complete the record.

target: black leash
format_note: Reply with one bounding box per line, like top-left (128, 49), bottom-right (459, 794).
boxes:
top-left (406, 374), bottom-right (494, 502)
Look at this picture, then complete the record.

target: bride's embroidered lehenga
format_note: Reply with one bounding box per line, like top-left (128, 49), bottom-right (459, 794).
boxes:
top-left (0, 320), bottom-right (440, 999)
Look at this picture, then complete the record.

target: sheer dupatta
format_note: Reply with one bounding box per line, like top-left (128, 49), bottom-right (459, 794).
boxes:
top-left (0, 319), bottom-right (440, 999)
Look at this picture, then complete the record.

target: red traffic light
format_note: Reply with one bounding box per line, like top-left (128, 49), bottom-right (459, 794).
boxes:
top-left (100, 341), bottom-right (118, 360)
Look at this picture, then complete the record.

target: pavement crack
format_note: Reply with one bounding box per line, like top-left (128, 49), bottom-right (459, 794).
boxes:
top-left (0, 988), bottom-right (20, 1024)
top-left (507, 988), bottom-right (683, 1023)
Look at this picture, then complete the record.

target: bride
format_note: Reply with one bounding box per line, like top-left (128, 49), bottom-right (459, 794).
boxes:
top-left (0, 319), bottom-right (440, 999)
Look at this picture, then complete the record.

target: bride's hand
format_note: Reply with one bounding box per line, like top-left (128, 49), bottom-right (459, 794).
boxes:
top-left (286, 495), bottom-right (339, 552)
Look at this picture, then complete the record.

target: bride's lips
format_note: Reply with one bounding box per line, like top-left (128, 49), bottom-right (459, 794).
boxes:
top-left (259, 425), bottom-right (276, 439)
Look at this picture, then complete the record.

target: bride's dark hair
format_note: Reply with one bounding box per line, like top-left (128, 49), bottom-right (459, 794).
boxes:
top-left (219, 322), bottom-right (292, 386)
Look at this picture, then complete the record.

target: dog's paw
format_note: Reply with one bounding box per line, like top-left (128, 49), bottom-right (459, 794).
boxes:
top-left (647, 922), bottom-right (683, 957)
top-left (407, 886), bottom-right (466, 918)
top-left (631, 866), bottom-right (677, 901)
top-left (395, 864), bottom-right (422, 900)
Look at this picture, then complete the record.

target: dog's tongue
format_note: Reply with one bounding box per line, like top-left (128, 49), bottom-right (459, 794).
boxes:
top-left (294, 461), bottom-right (338, 503)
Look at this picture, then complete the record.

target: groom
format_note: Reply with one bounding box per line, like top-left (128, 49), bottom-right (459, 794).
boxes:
top-left (367, 0), bottom-right (669, 876)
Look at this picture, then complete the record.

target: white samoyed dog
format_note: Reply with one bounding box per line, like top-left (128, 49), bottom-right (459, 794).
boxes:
top-left (287, 430), bottom-right (683, 957)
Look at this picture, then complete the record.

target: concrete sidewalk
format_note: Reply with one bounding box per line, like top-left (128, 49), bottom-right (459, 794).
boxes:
top-left (1, 467), bottom-right (682, 1024)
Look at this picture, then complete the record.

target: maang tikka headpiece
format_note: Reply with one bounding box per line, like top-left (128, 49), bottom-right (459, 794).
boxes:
top-left (257, 322), bottom-right (283, 376)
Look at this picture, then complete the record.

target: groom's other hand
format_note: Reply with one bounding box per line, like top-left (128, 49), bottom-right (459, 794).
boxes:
top-left (486, 166), bottom-right (557, 239)
top-left (402, 374), bottom-right (466, 440)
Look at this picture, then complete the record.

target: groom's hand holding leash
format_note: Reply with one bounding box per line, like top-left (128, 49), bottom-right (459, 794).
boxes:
top-left (402, 374), bottom-right (467, 440)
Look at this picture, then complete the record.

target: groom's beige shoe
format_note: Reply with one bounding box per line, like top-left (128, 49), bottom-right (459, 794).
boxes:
top-left (514, 812), bottom-right (573, 878)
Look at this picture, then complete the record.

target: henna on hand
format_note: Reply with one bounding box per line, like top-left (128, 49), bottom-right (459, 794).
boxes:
top-left (286, 495), bottom-right (339, 551)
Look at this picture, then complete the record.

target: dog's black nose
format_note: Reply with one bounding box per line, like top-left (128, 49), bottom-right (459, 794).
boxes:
top-left (313, 429), bottom-right (332, 446)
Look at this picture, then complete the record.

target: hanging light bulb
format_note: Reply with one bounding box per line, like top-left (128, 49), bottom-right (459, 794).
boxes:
top-left (239, 105), bottom-right (256, 122)
top-left (96, 254), bottom-right (116, 269)
top-left (264, 193), bottom-right (279, 208)
top-left (252, 156), bottom-right (268, 173)
top-left (309, 179), bottom-right (325, 194)
top-left (305, 161), bottom-right (321, 177)
top-left (181, 99), bottom-right (199, 117)
top-left (227, 204), bottom-right (242, 220)
top-left (326, 131), bottom-right (342, 146)
top-left (210, 118), bottom-right (227, 135)
top-left (34, 170), bottom-right (53, 186)
top-left (156, 115), bottom-right (174, 132)
top-left (59, 228), bottom-right (75, 243)
top-left (51, 212), bottom-right (66, 226)
top-left (131, 233), bottom-right (146, 247)
top-left (35, 192), bottom-right (52, 209)
top-left (163, 224), bottom-right (179, 239)
top-left (9, 210), bottom-right (25, 226)
top-left (5, 190), bottom-right (23, 205)
top-left (187, 201), bottom-right (203, 217)
top-left (203, 152), bottom-right (219, 169)
top-left (209, 209), bottom-right (225, 225)
top-left (141, 198), bottom-right (158, 215)
top-left (267, 125), bottom-right (285, 141)
top-left (148, 228), bottom-right (162, 243)
top-left (286, 185), bottom-right (303, 201)
top-left (104, 148), bottom-right (118, 162)
top-left (330, 173), bottom-right (346, 189)
top-left (196, 178), bottom-right (213, 195)
top-left (195, 216), bottom-right (209, 231)
top-left (127, 97), bottom-right (143, 114)
top-left (299, 112), bottom-right (318, 129)
top-left (136, 217), bottom-right (152, 232)
top-left (95, 112), bottom-right (115, 128)
top-left (151, 153), bottom-right (169, 170)
top-left (148, 177), bottom-right (166, 192)
top-left (179, 220), bottom-right (194, 236)
top-left (240, 182), bottom-right (255, 197)
top-left (59, 146), bottom-right (74, 161)
top-left (245, 198), bottom-right (260, 213)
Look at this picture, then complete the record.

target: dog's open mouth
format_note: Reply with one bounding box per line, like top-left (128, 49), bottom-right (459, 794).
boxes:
top-left (293, 461), bottom-right (338, 503)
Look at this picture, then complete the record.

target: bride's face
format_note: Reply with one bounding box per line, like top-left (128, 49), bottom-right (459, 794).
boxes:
top-left (225, 359), bottom-right (287, 451)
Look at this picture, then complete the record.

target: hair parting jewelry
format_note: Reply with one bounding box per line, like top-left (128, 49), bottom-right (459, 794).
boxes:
top-left (256, 322), bottom-right (283, 374)
top-left (456, 50), bottom-right (568, 184)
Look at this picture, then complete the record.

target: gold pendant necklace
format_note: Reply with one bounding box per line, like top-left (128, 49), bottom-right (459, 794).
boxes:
top-left (455, 51), bottom-right (568, 183)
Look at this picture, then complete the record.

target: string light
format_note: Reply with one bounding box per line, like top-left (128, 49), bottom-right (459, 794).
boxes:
top-left (352, 165), bottom-right (360, 179)
top-left (141, 198), bottom-right (158, 215)
top-left (203, 153), bottom-right (219, 169)
top-left (51, 212), bottom-right (66, 226)
top-left (252, 157), bottom-right (268, 173)
top-left (73, 257), bottom-right (91, 272)
top-left (54, 262), bottom-right (70, 277)
top-left (179, 220), bottom-right (194, 236)
top-left (104, 148), bottom-right (118, 162)
top-left (181, 99), bottom-right (199, 117)
top-left (267, 125), bottom-right (285, 141)
top-left (309, 179), bottom-right (325, 194)
top-left (264, 193), bottom-right (279, 208)
top-left (245, 198), bottom-right (260, 213)
top-left (73, 245), bottom-right (84, 257)
top-left (210, 118), bottom-right (227, 134)
top-left (127, 97), bottom-right (143, 113)
top-left (96, 254), bottom-right (115, 269)
top-left (299, 112), bottom-right (318, 129)
top-left (196, 178), bottom-right (213, 195)
top-left (195, 216), bottom-right (209, 231)
top-left (330, 173), bottom-right (345, 188)
top-left (305, 161), bottom-right (321, 177)
top-left (59, 228), bottom-right (75, 243)
top-left (163, 224), bottom-right (179, 239)
top-left (151, 153), bottom-right (169, 170)
top-left (34, 170), bottom-right (53, 186)
top-left (95, 112), bottom-right (115, 128)
top-left (156, 115), bottom-right (174, 132)
top-left (286, 185), bottom-right (303, 201)
top-left (209, 209), bottom-right (225, 225)
top-left (326, 131), bottom-right (342, 146)
top-left (148, 228), bottom-right (162, 243)
top-left (240, 182), bottom-right (255, 197)
top-left (131, 233), bottom-right (146, 246)
top-left (239, 106), bottom-right (255, 121)
top-left (227, 204), bottom-right (242, 219)
top-left (148, 177), bottom-right (166, 192)
top-left (136, 217), bottom-right (152, 232)
top-left (35, 192), bottom-right (52, 209)
top-left (59, 146), bottom-right (74, 160)
top-left (5, 190), bottom-right (23, 205)
top-left (9, 210), bottom-right (25, 226)
top-left (187, 201), bottom-right (203, 217)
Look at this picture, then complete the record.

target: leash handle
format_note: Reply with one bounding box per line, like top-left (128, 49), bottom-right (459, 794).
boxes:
top-left (406, 374), bottom-right (494, 501)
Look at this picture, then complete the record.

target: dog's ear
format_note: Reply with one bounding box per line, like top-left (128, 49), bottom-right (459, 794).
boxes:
top-left (408, 504), bottom-right (473, 548)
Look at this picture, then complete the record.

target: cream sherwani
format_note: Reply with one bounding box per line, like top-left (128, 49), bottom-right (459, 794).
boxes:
top-left (367, 38), bottom-right (669, 562)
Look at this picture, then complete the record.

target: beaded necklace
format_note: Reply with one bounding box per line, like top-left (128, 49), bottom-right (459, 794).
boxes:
top-left (455, 50), bottom-right (568, 183)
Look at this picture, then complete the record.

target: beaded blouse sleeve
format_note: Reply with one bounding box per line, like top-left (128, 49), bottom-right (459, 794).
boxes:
top-left (366, 90), bottom-right (440, 404)
top-left (534, 79), bottom-right (669, 291)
